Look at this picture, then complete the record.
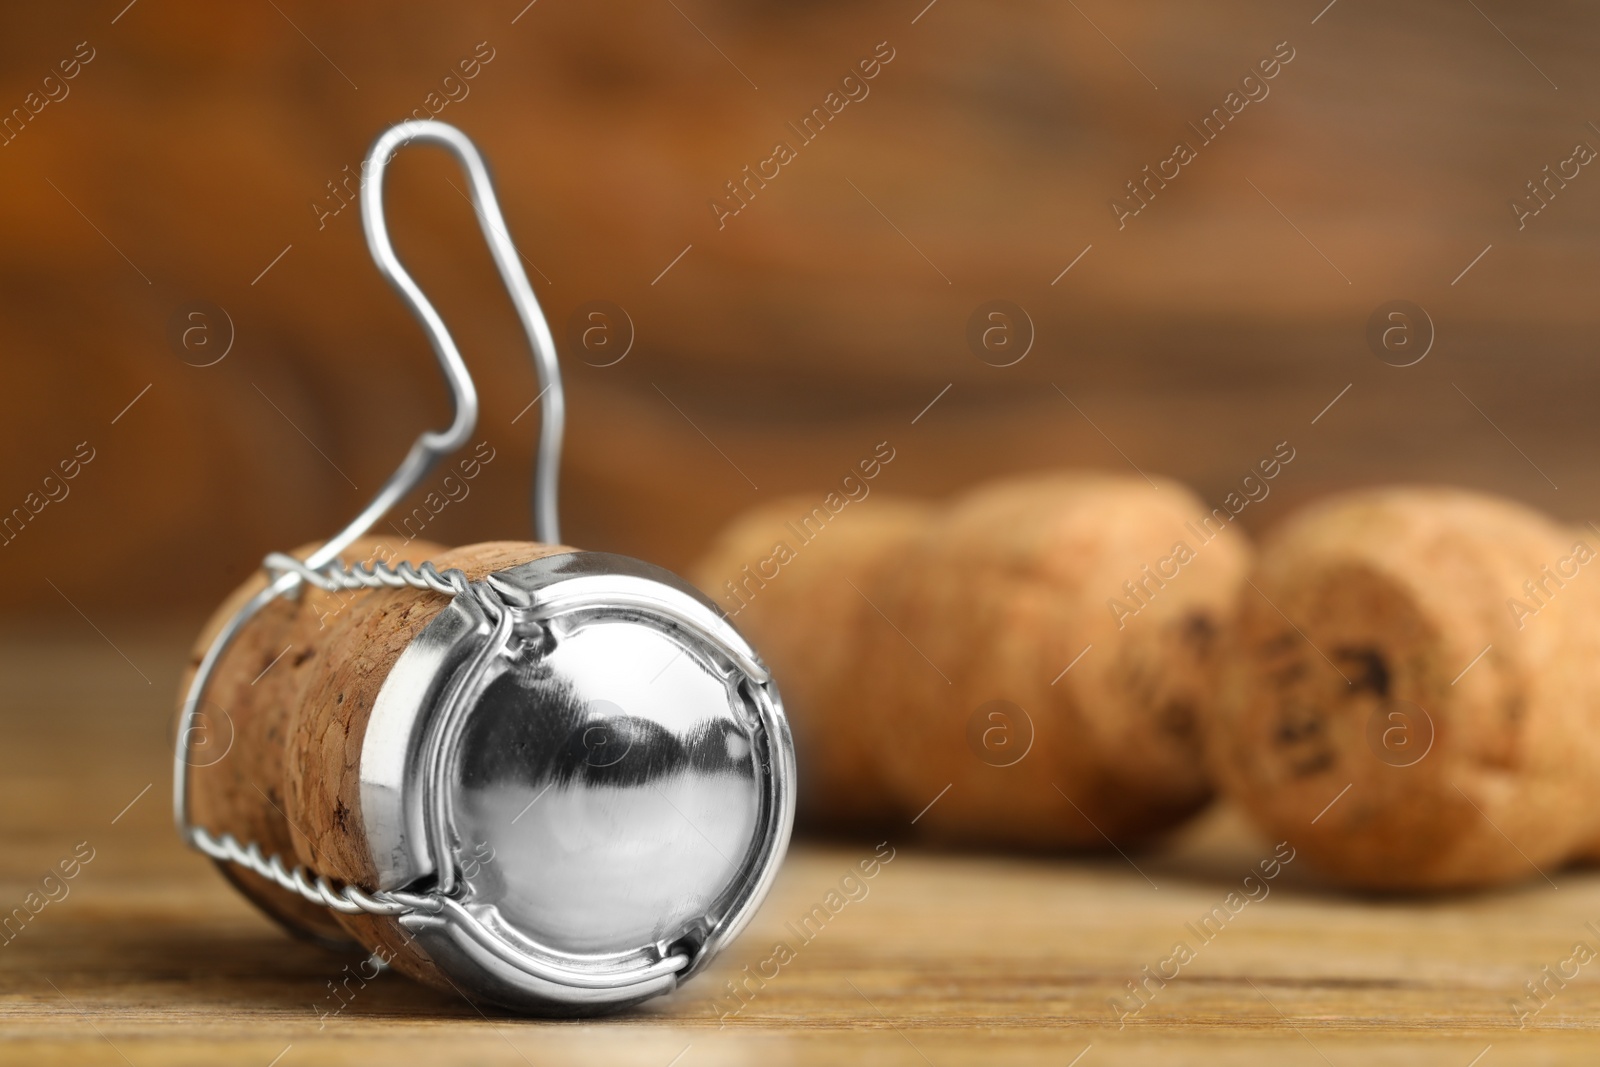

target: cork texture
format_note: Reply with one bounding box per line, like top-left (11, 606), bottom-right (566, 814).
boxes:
top-left (693, 472), bottom-right (1251, 848)
top-left (1207, 488), bottom-right (1600, 889)
top-left (184, 539), bottom-right (570, 986)
top-left (182, 537), bottom-right (443, 942)
top-left (283, 540), bottom-right (571, 990)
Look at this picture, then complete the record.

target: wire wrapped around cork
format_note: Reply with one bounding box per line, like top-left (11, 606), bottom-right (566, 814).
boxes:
top-left (173, 120), bottom-right (795, 1016)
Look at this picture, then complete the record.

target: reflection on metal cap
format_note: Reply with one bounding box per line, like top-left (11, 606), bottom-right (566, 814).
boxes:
top-left (361, 551), bottom-right (795, 1014)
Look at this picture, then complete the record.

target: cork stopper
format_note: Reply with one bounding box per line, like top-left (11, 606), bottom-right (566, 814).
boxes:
top-left (1208, 488), bottom-right (1600, 889)
top-left (694, 472), bottom-right (1251, 848)
top-left (183, 539), bottom-right (570, 984)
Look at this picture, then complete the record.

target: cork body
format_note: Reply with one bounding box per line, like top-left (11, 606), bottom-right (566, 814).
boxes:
top-left (693, 472), bottom-right (1251, 848)
top-left (183, 538), bottom-right (568, 986)
top-left (1207, 488), bottom-right (1600, 889)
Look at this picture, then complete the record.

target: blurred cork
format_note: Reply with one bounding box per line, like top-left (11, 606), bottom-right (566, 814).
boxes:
top-left (1207, 487), bottom-right (1600, 890)
top-left (694, 471), bottom-right (1251, 849)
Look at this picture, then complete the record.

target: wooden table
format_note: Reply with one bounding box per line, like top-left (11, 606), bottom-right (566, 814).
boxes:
top-left (5, 626), bottom-right (1598, 1065)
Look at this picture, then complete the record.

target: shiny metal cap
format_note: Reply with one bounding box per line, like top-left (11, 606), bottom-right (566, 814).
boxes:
top-left (360, 551), bottom-right (795, 1014)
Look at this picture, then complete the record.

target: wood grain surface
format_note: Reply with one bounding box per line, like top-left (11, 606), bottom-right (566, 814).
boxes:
top-left (7, 625), bottom-right (1600, 1065)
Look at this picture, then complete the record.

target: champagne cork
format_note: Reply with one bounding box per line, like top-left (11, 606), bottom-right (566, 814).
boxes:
top-left (183, 537), bottom-right (442, 943)
top-left (176, 119), bottom-right (797, 1015)
top-left (694, 472), bottom-right (1251, 847)
top-left (184, 538), bottom-right (568, 985)
top-left (1208, 487), bottom-right (1600, 890)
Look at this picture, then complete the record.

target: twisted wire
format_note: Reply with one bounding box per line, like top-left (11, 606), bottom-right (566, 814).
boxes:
top-left (263, 552), bottom-right (470, 598)
top-left (191, 827), bottom-right (442, 916)
top-left (191, 552), bottom-right (515, 917)
top-left (262, 552), bottom-right (509, 621)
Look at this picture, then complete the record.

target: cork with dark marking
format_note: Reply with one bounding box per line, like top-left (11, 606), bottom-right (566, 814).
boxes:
top-left (1207, 488), bottom-right (1600, 890)
top-left (281, 541), bottom-right (572, 991)
top-left (182, 537), bottom-right (445, 944)
top-left (692, 472), bottom-right (1251, 847)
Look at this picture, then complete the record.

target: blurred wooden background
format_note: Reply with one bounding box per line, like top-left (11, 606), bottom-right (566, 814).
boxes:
top-left (2, 0), bottom-right (1599, 614)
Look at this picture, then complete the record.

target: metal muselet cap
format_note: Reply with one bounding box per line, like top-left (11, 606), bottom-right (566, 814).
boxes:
top-left (363, 551), bottom-right (794, 1012)
top-left (172, 117), bottom-right (797, 1017)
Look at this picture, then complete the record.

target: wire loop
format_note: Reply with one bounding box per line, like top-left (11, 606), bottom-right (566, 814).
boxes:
top-left (173, 120), bottom-right (564, 917)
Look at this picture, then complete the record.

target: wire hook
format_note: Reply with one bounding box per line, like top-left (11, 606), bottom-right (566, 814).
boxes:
top-left (174, 119), bottom-right (563, 835)
top-left (351, 118), bottom-right (563, 549)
